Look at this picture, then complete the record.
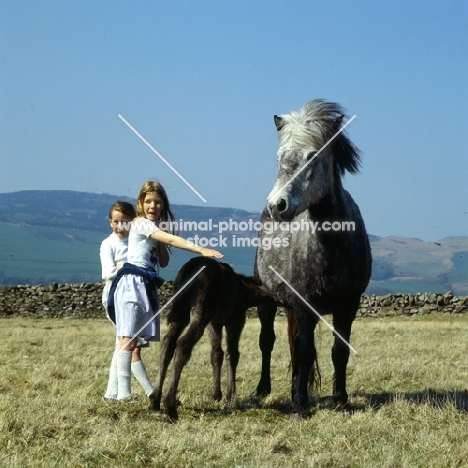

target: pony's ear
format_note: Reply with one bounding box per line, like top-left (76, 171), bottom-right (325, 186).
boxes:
top-left (274, 115), bottom-right (284, 131)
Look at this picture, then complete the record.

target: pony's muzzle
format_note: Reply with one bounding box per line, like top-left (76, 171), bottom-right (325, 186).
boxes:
top-left (267, 196), bottom-right (290, 220)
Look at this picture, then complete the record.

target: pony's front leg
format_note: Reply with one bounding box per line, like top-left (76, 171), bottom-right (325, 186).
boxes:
top-left (332, 312), bottom-right (355, 407)
top-left (255, 300), bottom-right (276, 396)
top-left (289, 309), bottom-right (317, 418)
top-left (149, 319), bottom-right (188, 411)
top-left (207, 322), bottom-right (223, 401)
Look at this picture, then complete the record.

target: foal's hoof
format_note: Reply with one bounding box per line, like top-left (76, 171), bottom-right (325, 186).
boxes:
top-left (148, 397), bottom-right (161, 412)
top-left (165, 406), bottom-right (179, 422)
top-left (212, 391), bottom-right (222, 402)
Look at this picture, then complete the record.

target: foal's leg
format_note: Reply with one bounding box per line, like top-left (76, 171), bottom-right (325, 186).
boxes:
top-left (331, 311), bottom-right (356, 407)
top-left (148, 316), bottom-right (189, 411)
top-left (163, 308), bottom-right (212, 421)
top-left (207, 322), bottom-right (224, 401)
top-left (225, 315), bottom-right (246, 402)
top-left (255, 300), bottom-right (277, 396)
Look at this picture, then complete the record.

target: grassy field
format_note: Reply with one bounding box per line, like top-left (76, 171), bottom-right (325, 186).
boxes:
top-left (1, 314), bottom-right (468, 467)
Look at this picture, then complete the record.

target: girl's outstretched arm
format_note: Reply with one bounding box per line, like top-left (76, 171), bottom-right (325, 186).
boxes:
top-left (150, 230), bottom-right (223, 258)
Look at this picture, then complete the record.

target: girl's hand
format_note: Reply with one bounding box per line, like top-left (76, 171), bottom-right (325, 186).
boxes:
top-left (200, 248), bottom-right (223, 259)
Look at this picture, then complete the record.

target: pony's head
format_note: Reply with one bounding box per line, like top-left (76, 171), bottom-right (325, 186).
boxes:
top-left (267, 99), bottom-right (361, 220)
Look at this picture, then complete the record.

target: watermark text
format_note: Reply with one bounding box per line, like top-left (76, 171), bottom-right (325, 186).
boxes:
top-left (119, 218), bottom-right (355, 235)
top-left (117, 218), bottom-right (355, 251)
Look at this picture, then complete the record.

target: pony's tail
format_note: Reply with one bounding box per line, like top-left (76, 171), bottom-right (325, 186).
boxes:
top-left (287, 309), bottom-right (321, 392)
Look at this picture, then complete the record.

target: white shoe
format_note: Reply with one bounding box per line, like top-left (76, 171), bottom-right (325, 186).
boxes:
top-left (117, 394), bottom-right (139, 403)
top-left (102, 394), bottom-right (118, 401)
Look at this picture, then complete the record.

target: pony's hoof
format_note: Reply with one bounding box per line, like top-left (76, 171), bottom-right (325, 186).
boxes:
top-left (256, 383), bottom-right (271, 397)
top-left (290, 410), bottom-right (308, 421)
top-left (290, 403), bottom-right (310, 420)
top-left (334, 401), bottom-right (353, 414)
top-left (332, 390), bottom-right (348, 406)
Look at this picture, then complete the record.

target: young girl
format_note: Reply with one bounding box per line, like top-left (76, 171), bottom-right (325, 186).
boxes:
top-left (108, 181), bottom-right (223, 401)
top-left (100, 201), bottom-right (154, 400)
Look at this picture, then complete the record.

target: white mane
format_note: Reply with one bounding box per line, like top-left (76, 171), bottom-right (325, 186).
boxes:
top-left (275, 99), bottom-right (361, 174)
top-left (277, 100), bottom-right (342, 149)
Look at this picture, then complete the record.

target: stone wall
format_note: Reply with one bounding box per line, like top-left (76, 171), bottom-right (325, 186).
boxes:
top-left (356, 291), bottom-right (468, 318)
top-left (0, 282), bottom-right (175, 319)
top-left (0, 282), bottom-right (467, 319)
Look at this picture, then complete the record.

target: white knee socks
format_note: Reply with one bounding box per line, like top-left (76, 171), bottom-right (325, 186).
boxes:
top-left (104, 349), bottom-right (119, 399)
top-left (131, 360), bottom-right (154, 396)
top-left (116, 349), bottom-right (133, 400)
top-left (105, 349), bottom-right (154, 400)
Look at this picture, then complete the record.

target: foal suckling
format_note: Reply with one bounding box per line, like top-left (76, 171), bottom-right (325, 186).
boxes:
top-left (148, 256), bottom-right (275, 421)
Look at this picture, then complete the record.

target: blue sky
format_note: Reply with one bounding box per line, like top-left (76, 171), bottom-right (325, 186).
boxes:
top-left (1, 0), bottom-right (467, 242)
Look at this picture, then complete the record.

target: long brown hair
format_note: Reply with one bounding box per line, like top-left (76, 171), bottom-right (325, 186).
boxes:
top-left (136, 180), bottom-right (176, 234)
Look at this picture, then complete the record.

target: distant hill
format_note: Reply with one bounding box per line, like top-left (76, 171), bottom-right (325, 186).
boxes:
top-left (367, 235), bottom-right (468, 295)
top-left (0, 190), bottom-right (466, 294)
top-left (0, 190), bottom-right (257, 234)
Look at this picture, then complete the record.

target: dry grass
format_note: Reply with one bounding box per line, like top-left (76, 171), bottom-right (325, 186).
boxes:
top-left (1, 314), bottom-right (468, 467)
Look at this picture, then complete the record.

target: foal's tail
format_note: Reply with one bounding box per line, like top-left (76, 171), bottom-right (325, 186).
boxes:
top-left (287, 309), bottom-right (321, 391)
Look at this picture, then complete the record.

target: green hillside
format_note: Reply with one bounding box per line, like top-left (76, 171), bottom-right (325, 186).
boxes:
top-left (0, 191), bottom-right (467, 294)
top-left (0, 222), bottom-right (102, 285)
top-left (0, 220), bottom-right (258, 286)
top-left (0, 190), bottom-right (261, 285)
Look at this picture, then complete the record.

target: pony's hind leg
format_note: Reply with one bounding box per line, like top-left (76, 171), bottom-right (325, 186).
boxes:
top-left (255, 300), bottom-right (276, 396)
top-left (163, 307), bottom-right (212, 421)
top-left (331, 309), bottom-right (356, 407)
top-left (208, 322), bottom-right (223, 401)
top-left (148, 317), bottom-right (189, 411)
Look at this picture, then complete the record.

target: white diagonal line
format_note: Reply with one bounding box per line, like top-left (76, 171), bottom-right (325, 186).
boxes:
top-left (268, 265), bottom-right (357, 354)
top-left (268, 115), bottom-right (356, 203)
top-left (117, 266), bottom-right (206, 352)
top-left (118, 114), bottom-right (207, 203)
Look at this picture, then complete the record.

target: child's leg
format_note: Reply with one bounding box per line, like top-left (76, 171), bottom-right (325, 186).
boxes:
top-left (131, 346), bottom-right (154, 396)
top-left (132, 346), bottom-right (142, 362)
top-left (116, 337), bottom-right (136, 400)
top-left (103, 344), bottom-right (119, 400)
